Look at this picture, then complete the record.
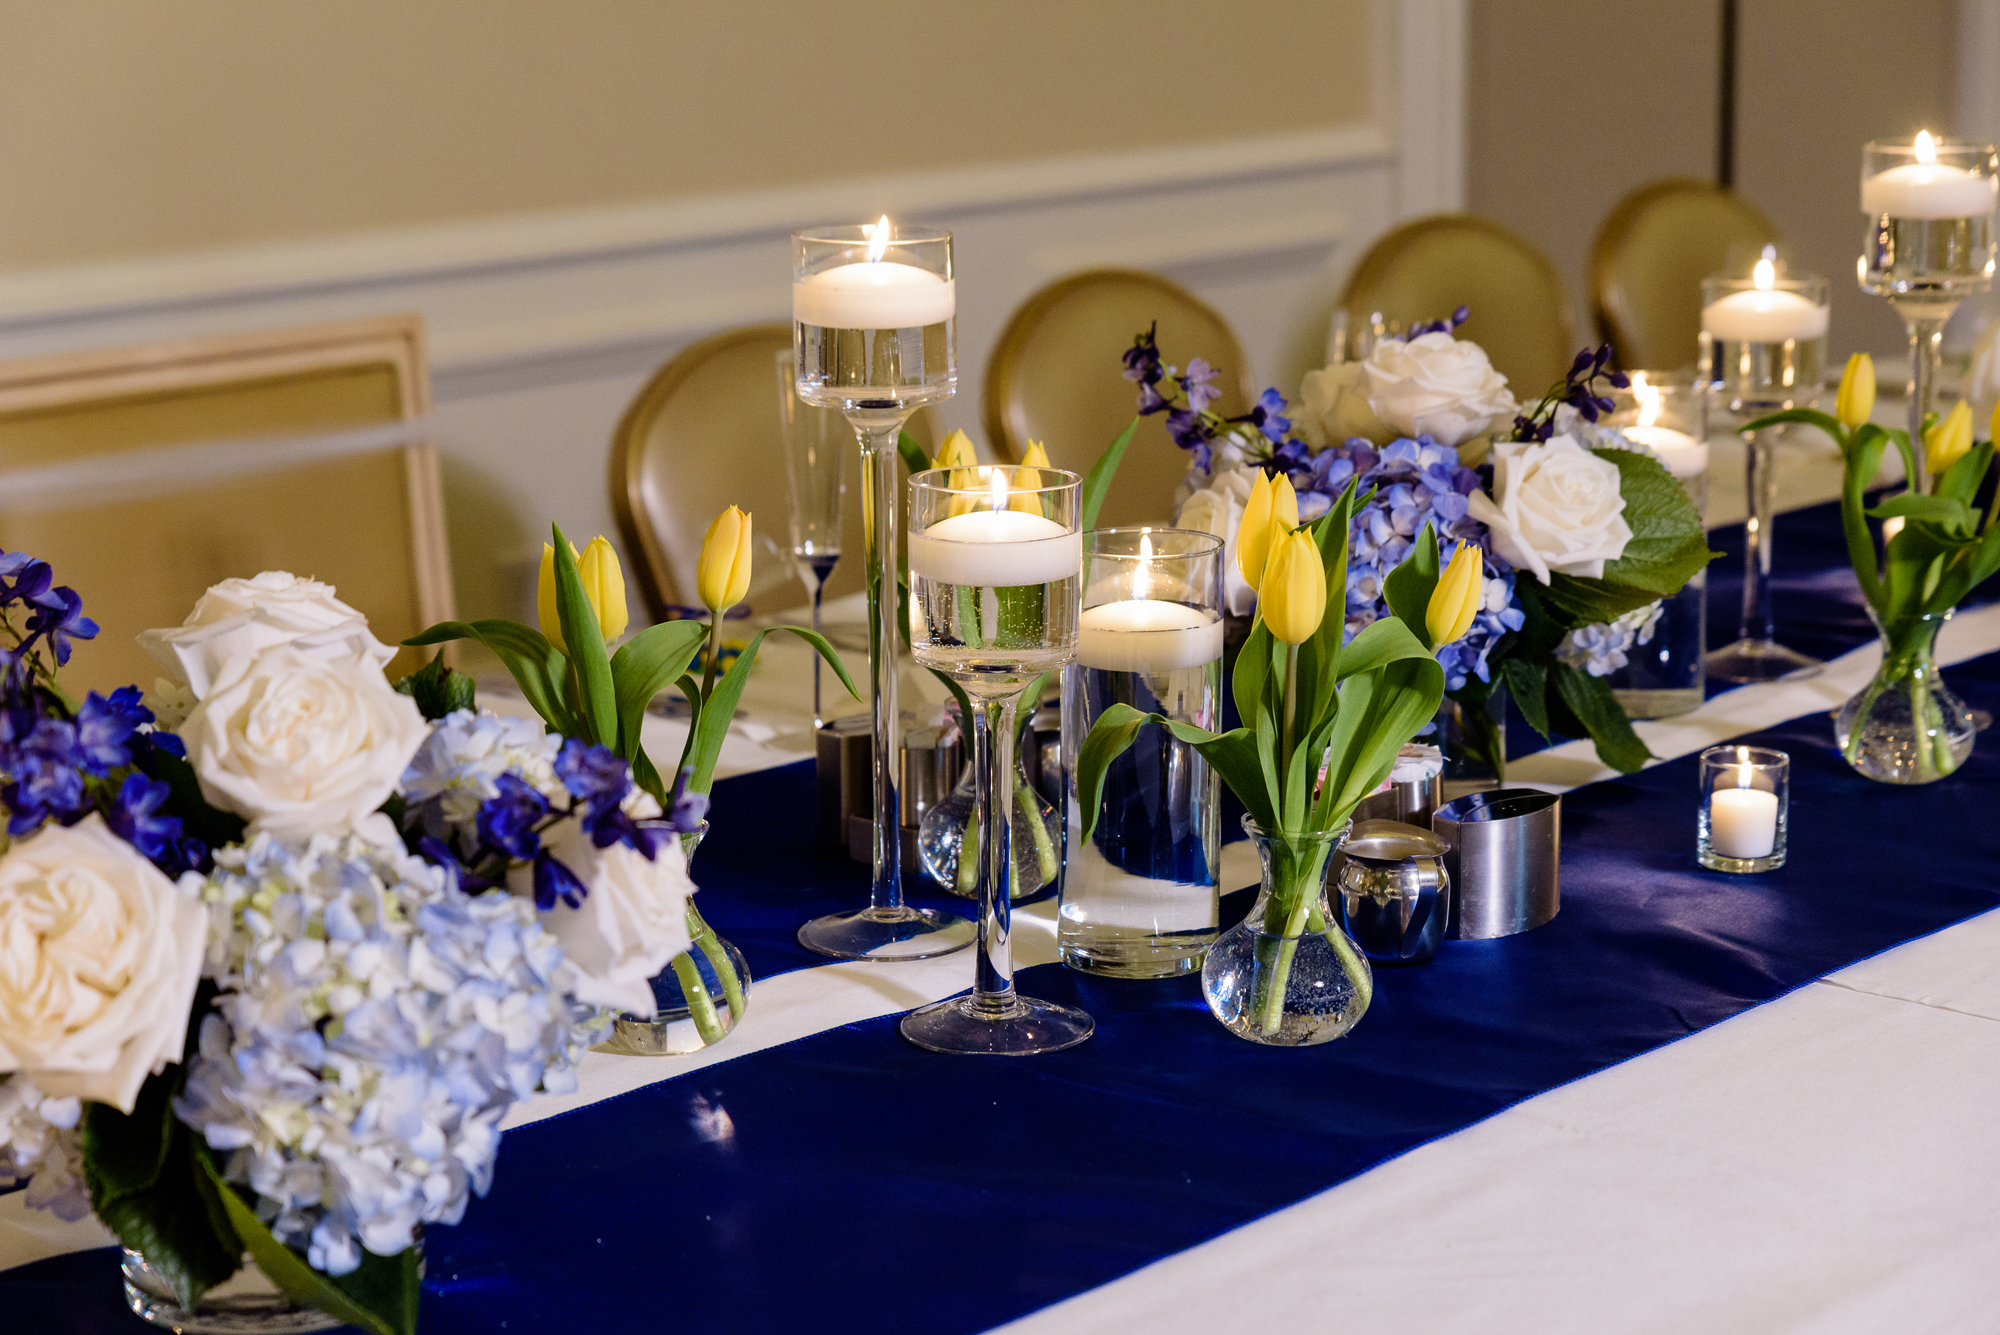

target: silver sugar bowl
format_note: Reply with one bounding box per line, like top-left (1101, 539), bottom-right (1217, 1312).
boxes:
top-left (1334, 819), bottom-right (1451, 967)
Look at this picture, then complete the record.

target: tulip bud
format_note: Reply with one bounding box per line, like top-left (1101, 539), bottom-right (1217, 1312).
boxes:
top-left (697, 505), bottom-right (754, 616)
top-left (1426, 543), bottom-right (1483, 646)
top-left (1236, 471), bottom-right (1299, 595)
top-left (1020, 440), bottom-right (1051, 469)
top-left (933, 429), bottom-right (979, 471)
top-left (1260, 529), bottom-right (1327, 646)
top-left (1991, 397), bottom-right (2000, 449)
top-left (1924, 399), bottom-right (1974, 478)
top-left (1836, 353), bottom-right (1876, 431)
top-left (1010, 442), bottom-right (1055, 515)
top-left (540, 536), bottom-right (630, 652)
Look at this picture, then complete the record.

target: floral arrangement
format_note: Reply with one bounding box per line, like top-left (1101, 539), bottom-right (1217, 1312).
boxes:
top-left (0, 545), bottom-right (755, 1334)
top-left (1750, 355), bottom-right (2000, 781)
top-left (1139, 316), bottom-right (1711, 775)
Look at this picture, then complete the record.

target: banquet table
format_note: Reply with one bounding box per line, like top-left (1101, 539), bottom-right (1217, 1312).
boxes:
top-left (5, 491), bottom-right (1999, 1335)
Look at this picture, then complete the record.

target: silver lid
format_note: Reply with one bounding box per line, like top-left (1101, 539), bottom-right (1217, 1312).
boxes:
top-left (1343, 818), bottom-right (1449, 861)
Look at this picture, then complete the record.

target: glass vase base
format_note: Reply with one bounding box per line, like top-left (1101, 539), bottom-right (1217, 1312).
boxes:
top-left (797, 906), bottom-right (974, 961)
top-left (900, 992), bottom-right (1094, 1055)
top-left (124, 1252), bottom-right (341, 1334)
top-left (1704, 637), bottom-right (1823, 683)
top-left (1058, 938), bottom-right (1209, 979)
top-left (1698, 847), bottom-right (1786, 874)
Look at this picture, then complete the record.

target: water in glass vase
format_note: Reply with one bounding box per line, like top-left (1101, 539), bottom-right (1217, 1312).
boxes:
top-left (794, 321), bottom-right (954, 411)
top-left (1699, 334), bottom-right (1825, 408)
top-left (1862, 214), bottom-right (1996, 312)
top-left (908, 568), bottom-right (1079, 688)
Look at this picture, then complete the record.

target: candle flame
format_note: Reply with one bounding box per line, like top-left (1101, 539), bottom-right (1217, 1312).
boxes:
top-left (864, 215), bottom-right (891, 263)
top-left (1916, 130), bottom-right (1937, 165)
top-left (987, 465), bottom-right (1008, 513)
top-left (1135, 530), bottom-right (1154, 601)
top-left (1633, 372), bottom-right (1661, 429)
top-left (1753, 253), bottom-right (1775, 291)
top-left (1737, 761), bottom-right (1754, 790)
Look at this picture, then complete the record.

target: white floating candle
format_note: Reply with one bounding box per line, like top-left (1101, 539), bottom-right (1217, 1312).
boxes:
top-left (1702, 258), bottom-right (1828, 343)
top-left (1076, 600), bottom-right (1222, 673)
top-left (910, 476), bottom-right (1079, 587)
top-left (1622, 425), bottom-right (1709, 480)
top-left (1861, 132), bottom-right (1998, 219)
top-left (1708, 769), bottom-right (1779, 860)
top-left (792, 216), bottom-right (956, 329)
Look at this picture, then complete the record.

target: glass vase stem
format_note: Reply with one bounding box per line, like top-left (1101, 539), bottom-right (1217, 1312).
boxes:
top-left (1904, 313), bottom-right (1948, 494)
top-left (969, 689), bottom-right (1022, 1010)
top-left (1740, 426), bottom-right (1779, 643)
top-left (856, 415), bottom-right (908, 915)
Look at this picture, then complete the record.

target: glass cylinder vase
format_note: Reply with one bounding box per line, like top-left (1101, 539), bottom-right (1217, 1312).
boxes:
top-left (1834, 608), bottom-right (1976, 784)
top-left (1200, 818), bottom-right (1372, 1046)
top-left (1060, 527), bottom-right (1225, 978)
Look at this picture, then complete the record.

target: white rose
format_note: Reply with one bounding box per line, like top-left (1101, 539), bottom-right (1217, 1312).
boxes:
top-left (139, 571), bottom-right (395, 700)
top-left (1176, 466), bottom-right (1258, 617)
top-left (513, 816), bottom-right (695, 1017)
top-left (183, 646), bottom-right (428, 838)
top-left (1295, 362), bottom-right (1392, 447)
top-left (1361, 332), bottom-right (1515, 448)
top-left (0, 817), bottom-right (208, 1113)
top-left (1466, 434), bottom-right (1634, 584)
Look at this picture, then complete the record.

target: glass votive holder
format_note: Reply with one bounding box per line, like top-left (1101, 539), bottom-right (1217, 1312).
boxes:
top-left (1697, 744), bottom-right (1789, 873)
top-left (1698, 266), bottom-right (1829, 414)
top-left (1860, 136), bottom-right (1998, 302)
top-left (1059, 527), bottom-right (1225, 977)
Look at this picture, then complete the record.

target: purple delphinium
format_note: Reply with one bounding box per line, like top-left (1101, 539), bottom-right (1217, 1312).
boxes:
top-left (1511, 343), bottom-right (1630, 442)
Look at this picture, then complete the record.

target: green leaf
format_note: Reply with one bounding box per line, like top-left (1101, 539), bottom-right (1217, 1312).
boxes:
top-left (1014, 672), bottom-right (1052, 745)
top-left (392, 652), bottom-right (476, 721)
top-left (405, 620), bottom-right (577, 735)
top-left (1332, 613), bottom-right (1432, 684)
top-left (1541, 447), bottom-right (1714, 625)
top-left (682, 627), bottom-right (771, 795)
top-left (1498, 658), bottom-right (1551, 739)
top-left (1231, 616), bottom-right (1276, 737)
top-left (1742, 406), bottom-right (1846, 439)
top-left (1080, 417), bottom-right (1140, 532)
top-left (1935, 441), bottom-right (1994, 506)
top-left (1382, 521), bottom-right (1441, 650)
top-left (205, 1164), bottom-right (410, 1335)
top-left (1314, 655), bottom-right (1445, 830)
top-left (550, 523), bottom-right (617, 746)
top-left (774, 624), bottom-right (861, 703)
top-left (898, 429), bottom-right (933, 477)
top-left (631, 744), bottom-right (668, 806)
top-left (608, 620), bottom-right (708, 759)
top-left (1552, 662), bottom-right (1652, 772)
top-left (1297, 478), bottom-right (1362, 734)
top-left (1072, 702), bottom-right (1152, 844)
top-left (83, 1062), bottom-right (242, 1312)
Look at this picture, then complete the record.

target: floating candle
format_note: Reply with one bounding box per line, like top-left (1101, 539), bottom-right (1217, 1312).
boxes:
top-left (1701, 256), bottom-right (1829, 343)
top-left (1622, 376), bottom-right (1708, 479)
top-left (1076, 599), bottom-right (1223, 673)
top-left (1861, 131), bottom-right (1998, 219)
top-left (908, 470), bottom-right (1080, 586)
top-left (1708, 761), bottom-right (1779, 860)
top-left (792, 216), bottom-right (956, 329)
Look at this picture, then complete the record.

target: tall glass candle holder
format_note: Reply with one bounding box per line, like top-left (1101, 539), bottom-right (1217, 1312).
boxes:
top-left (776, 349), bottom-right (848, 730)
top-left (1059, 528), bottom-right (1225, 978)
top-left (1601, 371), bottom-right (1709, 716)
top-left (1699, 260), bottom-right (1829, 683)
top-left (1860, 133), bottom-right (1998, 490)
top-left (903, 465), bottom-right (1093, 1055)
top-left (1697, 744), bottom-right (1789, 873)
top-left (793, 220), bottom-right (970, 961)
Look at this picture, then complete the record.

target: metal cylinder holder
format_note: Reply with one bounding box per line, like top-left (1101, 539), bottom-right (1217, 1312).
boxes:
top-left (1433, 789), bottom-right (1561, 939)
top-left (1335, 819), bottom-right (1451, 966)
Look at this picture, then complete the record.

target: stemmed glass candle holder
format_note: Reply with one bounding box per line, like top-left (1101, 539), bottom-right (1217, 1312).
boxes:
top-left (1697, 744), bottom-right (1789, 873)
top-left (793, 220), bottom-right (970, 960)
top-left (1860, 132), bottom-right (1998, 490)
top-left (776, 349), bottom-right (847, 729)
top-left (1603, 372), bottom-right (1709, 716)
top-left (1059, 528), bottom-right (1225, 977)
top-left (1699, 259), bottom-right (1829, 682)
top-left (903, 465), bottom-right (1094, 1055)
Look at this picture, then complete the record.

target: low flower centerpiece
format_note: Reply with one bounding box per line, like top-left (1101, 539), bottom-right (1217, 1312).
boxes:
top-left (0, 534), bottom-right (805, 1332)
top-left (1140, 314), bottom-right (1712, 776)
top-left (1749, 354), bottom-right (2000, 782)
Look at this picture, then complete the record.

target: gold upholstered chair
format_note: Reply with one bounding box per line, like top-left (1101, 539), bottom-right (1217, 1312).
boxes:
top-left (1337, 215), bottom-right (1575, 397)
top-left (0, 315), bottom-right (453, 697)
top-left (611, 324), bottom-right (939, 623)
top-left (984, 269), bottom-right (1251, 530)
top-left (1590, 179), bottom-right (1780, 372)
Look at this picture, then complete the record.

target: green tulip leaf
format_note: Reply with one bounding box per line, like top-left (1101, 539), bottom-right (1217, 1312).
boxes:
top-left (1552, 661), bottom-right (1653, 773)
top-left (405, 619), bottom-right (578, 736)
top-left (898, 430), bottom-right (933, 478)
top-left (1382, 521), bottom-right (1442, 651)
top-left (1080, 417), bottom-right (1140, 532)
top-left (550, 522), bottom-right (617, 747)
top-left (608, 620), bottom-right (709, 760)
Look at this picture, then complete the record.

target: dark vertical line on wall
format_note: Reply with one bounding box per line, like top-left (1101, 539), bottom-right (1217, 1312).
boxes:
top-left (1717, 0), bottom-right (1738, 187)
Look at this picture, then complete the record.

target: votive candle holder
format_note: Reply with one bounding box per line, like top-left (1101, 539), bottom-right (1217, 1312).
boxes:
top-left (1697, 744), bottom-right (1789, 873)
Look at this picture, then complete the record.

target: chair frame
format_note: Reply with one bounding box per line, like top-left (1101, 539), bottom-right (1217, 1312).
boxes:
top-left (982, 267), bottom-right (1253, 464)
top-left (1338, 213), bottom-right (1575, 337)
top-left (1589, 178), bottom-right (1777, 370)
top-left (0, 312), bottom-right (453, 632)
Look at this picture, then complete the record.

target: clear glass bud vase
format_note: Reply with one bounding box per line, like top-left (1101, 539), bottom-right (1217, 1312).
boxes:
top-left (598, 824), bottom-right (754, 1055)
top-left (1200, 819), bottom-right (1373, 1046)
top-left (1835, 608), bottom-right (1976, 784)
top-left (124, 1250), bottom-right (341, 1333)
top-left (917, 757), bottom-right (1062, 901)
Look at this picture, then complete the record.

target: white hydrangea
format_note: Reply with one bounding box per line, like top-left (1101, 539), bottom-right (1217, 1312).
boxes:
top-left (1558, 601), bottom-right (1665, 677)
top-left (399, 709), bottom-right (564, 829)
top-left (0, 1075), bottom-right (89, 1220)
top-left (175, 829), bottom-right (589, 1275)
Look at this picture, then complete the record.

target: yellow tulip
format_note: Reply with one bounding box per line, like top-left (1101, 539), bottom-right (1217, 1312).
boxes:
top-left (1924, 399), bottom-right (1974, 478)
top-left (1991, 397), bottom-right (2000, 449)
top-left (933, 429), bottom-right (979, 472)
top-left (1236, 471), bottom-right (1299, 594)
top-left (1010, 441), bottom-right (1053, 514)
top-left (1426, 543), bottom-right (1483, 646)
top-left (1260, 529), bottom-right (1327, 645)
top-left (538, 536), bottom-right (629, 652)
top-left (1836, 353), bottom-right (1876, 431)
top-left (697, 505), bottom-right (754, 616)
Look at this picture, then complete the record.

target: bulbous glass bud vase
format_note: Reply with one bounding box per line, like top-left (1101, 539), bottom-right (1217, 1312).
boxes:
top-left (1835, 609), bottom-right (1976, 784)
top-left (1201, 819), bottom-right (1372, 1046)
top-left (596, 822), bottom-right (754, 1055)
top-left (917, 758), bottom-right (1062, 901)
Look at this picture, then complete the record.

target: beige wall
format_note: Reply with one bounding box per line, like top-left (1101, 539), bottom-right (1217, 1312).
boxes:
top-left (1469, 0), bottom-right (1962, 365)
top-left (0, 0), bottom-right (1375, 272)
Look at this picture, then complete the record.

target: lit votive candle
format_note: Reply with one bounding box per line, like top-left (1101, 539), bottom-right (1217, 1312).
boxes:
top-left (1076, 599), bottom-right (1223, 673)
top-left (1698, 745), bottom-right (1789, 872)
top-left (1701, 256), bottom-right (1829, 344)
top-left (1861, 131), bottom-right (1999, 218)
top-left (907, 471), bottom-right (1081, 586)
top-left (792, 215), bottom-right (956, 329)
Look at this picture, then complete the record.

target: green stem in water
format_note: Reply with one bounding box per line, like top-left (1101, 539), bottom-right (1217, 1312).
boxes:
top-left (669, 953), bottom-right (724, 1045)
top-left (1015, 780), bottom-right (1058, 888)
top-left (686, 903), bottom-right (746, 1025)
